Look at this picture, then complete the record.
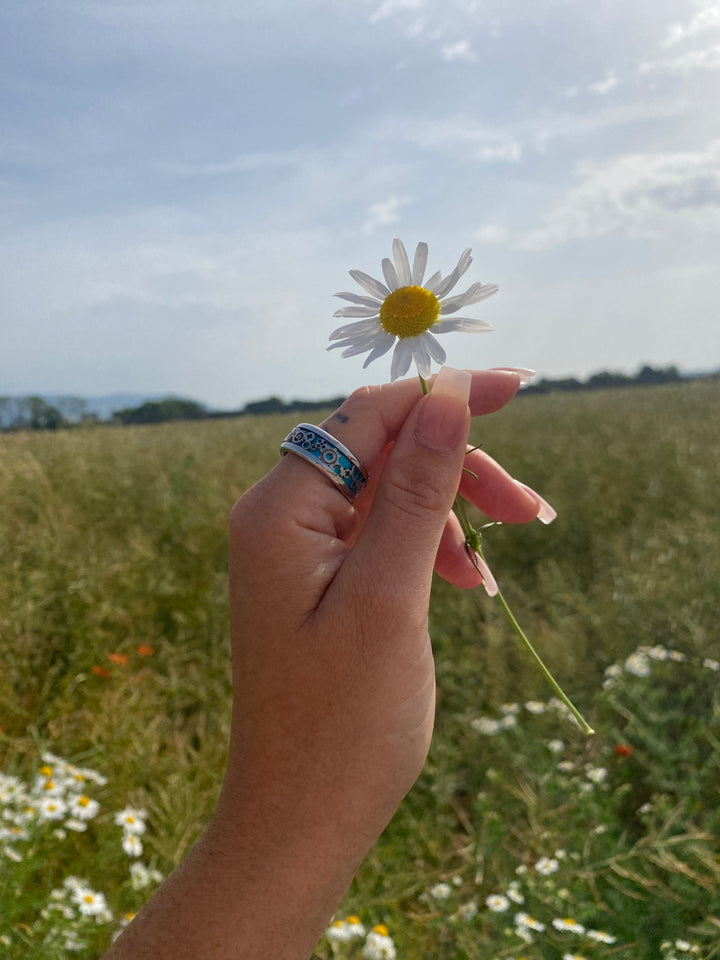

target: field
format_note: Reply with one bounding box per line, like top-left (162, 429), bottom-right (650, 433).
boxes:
top-left (1, 380), bottom-right (719, 958)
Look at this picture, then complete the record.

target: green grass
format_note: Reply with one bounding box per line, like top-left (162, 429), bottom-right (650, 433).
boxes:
top-left (1, 381), bottom-right (719, 958)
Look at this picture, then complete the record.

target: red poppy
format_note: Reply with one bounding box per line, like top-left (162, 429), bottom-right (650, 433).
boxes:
top-left (108, 652), bottom-right (129, 666)
top-left (137, 644), bottom-right (155, 657)
top-left (614, 744), bottom-right (634, 757)
top-left (92, 665), bottom-right (111, 679)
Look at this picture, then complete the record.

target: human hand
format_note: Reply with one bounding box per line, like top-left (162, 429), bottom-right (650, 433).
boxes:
top-left (105, 366), bottom-right (552, 960)
top-left (217, 367), bottom-right (550, 889)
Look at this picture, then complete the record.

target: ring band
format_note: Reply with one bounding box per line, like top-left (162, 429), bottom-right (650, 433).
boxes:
top-left (280, 423), bottom-right (368, 501)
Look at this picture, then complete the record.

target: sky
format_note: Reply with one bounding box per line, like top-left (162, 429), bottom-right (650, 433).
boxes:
top-left (1, 0), bottom-right (719, 408)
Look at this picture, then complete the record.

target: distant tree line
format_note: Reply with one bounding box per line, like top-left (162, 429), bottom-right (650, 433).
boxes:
top-left (521, 364), bottom-right (686, 395)
top-left (0, 365), bottom-right (715, 431)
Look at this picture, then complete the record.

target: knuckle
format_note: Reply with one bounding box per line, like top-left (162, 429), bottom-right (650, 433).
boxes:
top-left (382, 455), bottom-right (450, 520)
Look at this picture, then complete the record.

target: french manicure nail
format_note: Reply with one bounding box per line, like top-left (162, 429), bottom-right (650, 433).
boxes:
top-left (491, 367), bottom-right (536, 385)
top-left (517, 481), bottom-right (557, 524)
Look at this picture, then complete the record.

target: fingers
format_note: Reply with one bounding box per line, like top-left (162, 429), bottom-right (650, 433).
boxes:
top-left (334, 367), bottom-right (472, 615)
top-left (315, 368), bottom-right (522, 486)
top-left (458, 449), bottom-right (544, 523)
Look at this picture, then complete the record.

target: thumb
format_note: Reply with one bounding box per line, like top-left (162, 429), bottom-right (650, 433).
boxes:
top-left (347, 366), bottom-right (471, 604)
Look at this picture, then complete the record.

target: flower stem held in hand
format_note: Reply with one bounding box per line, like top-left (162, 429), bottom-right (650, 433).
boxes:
top-left (419, 374), bottom-right (594, 736)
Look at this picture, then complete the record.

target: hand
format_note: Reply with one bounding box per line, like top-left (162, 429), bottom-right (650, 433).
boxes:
top-left (104, 366), bottom-right (551, 960)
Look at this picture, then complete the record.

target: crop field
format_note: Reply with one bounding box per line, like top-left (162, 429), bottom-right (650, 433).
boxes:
top-left (1, 379), bottom-right (719, 958)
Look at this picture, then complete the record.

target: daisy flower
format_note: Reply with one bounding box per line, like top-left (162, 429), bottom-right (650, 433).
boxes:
top-left (485, 894), bottom-right (511, 913)
top-left (329, 239), bottom-right (497, 380)
top-left (362, 925), bottom-right (397, 960)
top-left (114, 807), bottom-right (147, 834)
top-left (552, 917), bottom-right (586, 934)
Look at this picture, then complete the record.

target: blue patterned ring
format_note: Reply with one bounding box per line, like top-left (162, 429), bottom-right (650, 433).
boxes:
top-left (280, 423), bottom-right (368, 501)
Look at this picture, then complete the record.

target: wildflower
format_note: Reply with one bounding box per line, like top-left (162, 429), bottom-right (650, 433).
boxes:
top-left (471, 717), bottom-right (503, 735)
top-left (624, 652), bottom-right (651, 677)
top-left (500, 702), bottom-right (521, 715)
top-left (122, 833), bottom-right (143, 857)
top-left (585, 766), bottom-right (608, 784)
top-left (108, 652), bottom-right (129, 665)
top-left (39, 797), bottom-right (68, 821)
top-left (345, 916), bottom-right (365, 938)
top-left (329, 239), bottom-right (497, 380)
top-left (506, 883), bottom-right (525, 905)
top-left (535, 857), bottom-right (559, 875)
top-left (586, 928), bottom-right (617, 943)
top-left (130, 862), bottom-right (163, 890)
top-left (498, 713), bottom-right (518, 730)
top-left (614, 744), bottom-right (634, 757)
top-left (362, 924), bottom-right (397, 960)
top-left (65, 818), bottom-right (89, 832)
top-left (703, 658), bottom-right (720, 671)
top-left (515, 912), bottom-right (546, 932)
top-left (562, 955), bottom-right (589, 960)
top-left (327, 920), bottom-right (353, 942)
top-left (72, 886), bottom-right (109, 918)
top-left (92, 665), bottom-right (111, 679)
top-left (675, 941), bottom-right (692, 952)
top-left (454, 900), bottom-right (478, 920)
top-left (69, 794), bottom-right (100, 820)
top-left (430, 882), bottom-right (452, 901)
top-left (557, 760), bottom-right (575, 772)
top-left (547, 739), bottom-right (564, 754)
top-left (552, 917), bottom-right (586, 934)
top-left (486, 894), bottom-right (511, 912)
top-left (115, 807), bottom-right (147, 834)
top-left (524, 700), bottom-right (546, 714)
top-left (137, 644), bottom-right (155, 656)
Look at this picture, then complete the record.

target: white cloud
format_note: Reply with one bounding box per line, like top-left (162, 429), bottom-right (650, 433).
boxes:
top-left (519, 141), bottom-right (720, 249)
top-left (639, 42), bottom-right (720, 75)
top-left (662, 2), bottom-right (720, 47)
top-left (440, 39), bottom-right (476, 61)
top-left (361, 195), bottom-right (408, 233)
top-left (369, 0), bottom-right (423, 24)
top-left (590, 72), bottom-right (619, 95)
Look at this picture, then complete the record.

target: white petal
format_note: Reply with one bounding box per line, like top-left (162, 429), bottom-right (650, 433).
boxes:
top-left (432, 249), bottom-right (473, 299)
top-left (439, 282), bottom-right (499, 314)
top-left (433, 317), bottom-right (493, 334)
top-left (334, 291), bottom-right (383, 308)
top-left (392, 239), bottom-right (412, 286)
top-left (412, 242), bottom-right (428, 285)
top-left (349, 269), bottom-right (391, 301)
top-left (424, 270), bottom-right (442, 292)
top-left (329, 318), bottom-right (383, 340)
top-left (390, 338), bottom-right (414, 381)
top-left (332, 305), bottom-right (381, 318)
top-left (411, 337), bottom-right (433, 379)
top-left (381, 257), bottom-right (399, 292)
top-left (362, 334), bottom-right (396, 368)
top-left (341, 334), bottom-right (387, 358)
top-left (423, 331), bottom-right (447, 365)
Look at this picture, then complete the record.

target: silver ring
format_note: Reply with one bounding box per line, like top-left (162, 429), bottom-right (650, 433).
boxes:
top-left (280, 423), bottom-right (368, 501)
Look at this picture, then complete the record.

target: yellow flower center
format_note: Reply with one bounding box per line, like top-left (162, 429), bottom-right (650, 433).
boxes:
top-left (78, 795), bottom-right (90, 807)
top-left (373, 924), bottom-right (389, 937)
top-left (39, 765), bottom-right (53, 778)
top-left (379, 286), bottom-right (440, 338)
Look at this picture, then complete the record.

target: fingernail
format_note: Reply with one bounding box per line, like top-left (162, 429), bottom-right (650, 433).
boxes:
top-left (415, 366), bottom-right (471, 453)
top-left (491, 367), bottom-right (536, 385)
top-left (517, 481), bottom-right (557, 524)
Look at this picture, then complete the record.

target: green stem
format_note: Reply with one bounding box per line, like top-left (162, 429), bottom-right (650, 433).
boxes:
top-left (419, 372), bottom-right (594, 736)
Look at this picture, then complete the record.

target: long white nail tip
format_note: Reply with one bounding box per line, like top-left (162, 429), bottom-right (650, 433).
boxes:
top-left (518, 482), bottom-right (557, 524)
top-left (472, 552), bottom-right (498, 597)
top-left (490, 366), bottom-right (536, 384)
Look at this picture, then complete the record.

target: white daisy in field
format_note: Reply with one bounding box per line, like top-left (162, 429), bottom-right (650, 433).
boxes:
top-left (552, 917), bottom-right (586, 934)
top-left (114, 807), bottom-right (147, 834)
top-left (515, 912), bottom-right (546, 932)
top-left (72, 886), bottom-right (109, 918)
top-left (68, 794), bottom-right (100, 820)
top-left (362, 925), bottom-right (397, 960)
top-left (39, 796), bottom-right (68, 821)
top-left (329, 239), bottom-right (497, 380)
top-left (430, 882), bottom-right (453, 901)
top-left (586, 928), bottom-right (617, 943)
top-left (122, 833), bottom-right (143, 857)
top-left (535, 856), bottom-right (560, 875)
top-left (485, 894), bottom-right (510, 913)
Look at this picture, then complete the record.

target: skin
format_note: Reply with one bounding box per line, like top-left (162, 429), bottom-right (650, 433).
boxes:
top-left (103, 367), bottom-right (550, 960)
